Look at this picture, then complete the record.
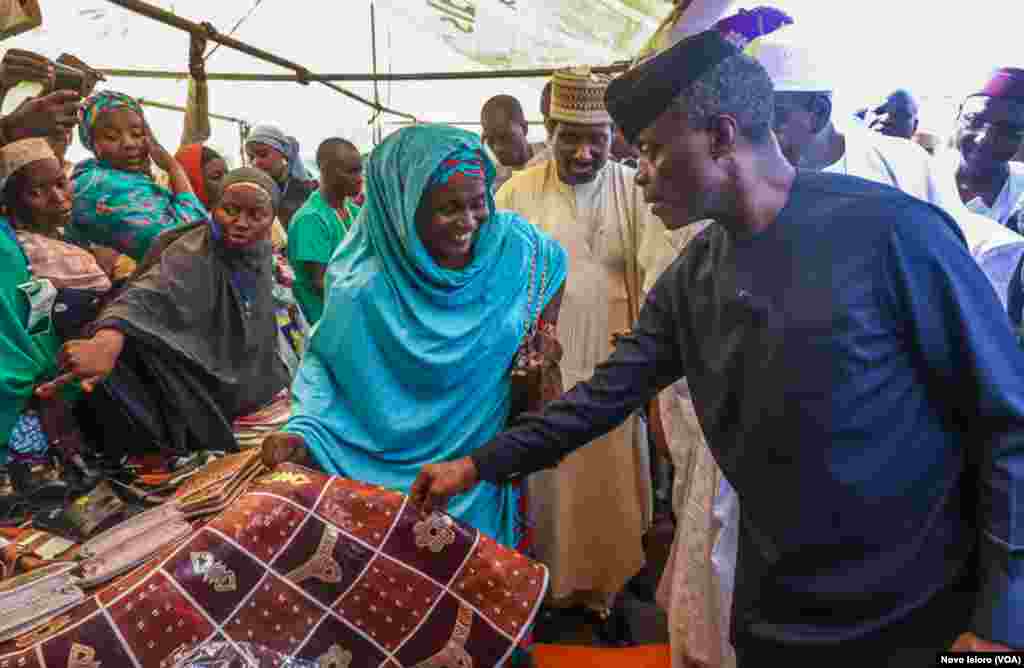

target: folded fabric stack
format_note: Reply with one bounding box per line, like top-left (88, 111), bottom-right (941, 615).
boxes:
top-left (31, 481), bottom-right (127, 542)
top-left (172, 449), bottom-right (266, 518)
top-left (0, 563), bottom-right (84, 643)
top-left (0, 505), bottom-right (196, 643)
top-left (0, 442), bottom-right (282, 650)
top-left (112, 451), bottom-right (222, 507)
top-left (76, 503), bottom-right (191, 587)
top-left (0, 527), bottom-right (75, 580)
top-left (232, 390), bottom-right (291, 450)
top-left (2, 527), bottom-right (75, 561)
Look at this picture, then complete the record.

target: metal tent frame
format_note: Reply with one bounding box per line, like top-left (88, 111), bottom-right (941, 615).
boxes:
top-left (99, 0), bottom-right (631, 132)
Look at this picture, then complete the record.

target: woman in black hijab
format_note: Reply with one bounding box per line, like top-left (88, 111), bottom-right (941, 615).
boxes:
top-left (37, 168), bottom-right (289, 459)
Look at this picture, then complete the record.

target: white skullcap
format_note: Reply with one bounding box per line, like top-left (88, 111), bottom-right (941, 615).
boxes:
top-left (744, 25), bottom-right (833, 93)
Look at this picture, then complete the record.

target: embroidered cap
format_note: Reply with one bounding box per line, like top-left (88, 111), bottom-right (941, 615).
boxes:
top-left (0, 138), bottom-right (57, 191)
top-left (549, 67), bottom-right (613, 126)
top-left (976, 67), bottom-right (1024, 102)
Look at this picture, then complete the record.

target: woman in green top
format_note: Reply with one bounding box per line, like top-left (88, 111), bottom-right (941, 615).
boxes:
top-left (0, 138), bottom-right (107, 504)
top-left (67, 91), bottom-right (209, 263)
top-left (288, 138), bottom-right (363, 324)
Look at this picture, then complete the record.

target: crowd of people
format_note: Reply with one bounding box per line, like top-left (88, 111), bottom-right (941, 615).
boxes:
top-left (0, 2), bottom-right (1021, 667)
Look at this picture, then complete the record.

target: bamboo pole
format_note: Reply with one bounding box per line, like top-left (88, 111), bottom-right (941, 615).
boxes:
top-left (136, 97), bottom-right (247, 125)
top-left (385, 120), bottom-right (547, 126)
top-left (100, 0), bottom-right (416, 121)
top-left (98, 64), bottom-right (631, 83)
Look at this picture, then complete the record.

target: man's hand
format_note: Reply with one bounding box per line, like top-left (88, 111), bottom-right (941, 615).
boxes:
top-left (261, 432), bottom-right (310, 469)
top-left (1, 49), bottom-right (53, 90)
top-left (951, 633), bottom-right (1014, 652)
top-left (189, 33), bottom-right (208, 82)
top-left (56, 53), bottom-right (105, 97)
top-left (2, 90), bottom-right (81, 143)
top-left (409, 458), bottom-right (480, 515)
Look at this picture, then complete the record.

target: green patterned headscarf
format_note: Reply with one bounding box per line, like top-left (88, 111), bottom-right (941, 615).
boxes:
top-left (78, 90), bottom-right (145, 154)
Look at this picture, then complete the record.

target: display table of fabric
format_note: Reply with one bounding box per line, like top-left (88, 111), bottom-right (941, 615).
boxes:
top-left (0, 463), bottom-right (548, 668)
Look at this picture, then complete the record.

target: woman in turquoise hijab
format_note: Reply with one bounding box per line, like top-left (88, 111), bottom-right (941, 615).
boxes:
top-left (265, 125), bottom-right (567, 551)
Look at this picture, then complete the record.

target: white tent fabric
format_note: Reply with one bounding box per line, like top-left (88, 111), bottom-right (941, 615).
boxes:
top-left (378, 0), bottom-right (668, 68)
top-left (3, 1), bottom-right (1022, 165)
top-left (3, 0), bottom-right (674, 164)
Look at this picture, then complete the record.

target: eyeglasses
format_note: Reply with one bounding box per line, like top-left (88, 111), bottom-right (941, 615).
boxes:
top-left (958, 112), bottom-right (1024, 144)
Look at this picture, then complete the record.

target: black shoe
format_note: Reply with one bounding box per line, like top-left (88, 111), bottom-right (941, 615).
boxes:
top-left (626, 565), bottom-right (658, 603)
top-left (0, 468), bottom-right (28, 523)
top-left (65, 453), bottom-right (103, 492)
top-left (99, 455), bottom-right (134, 481)
top-left (8, 459), bottom-right (69, 502)
top-left (586, 600), bottom-right (635, 648)
top-left (532, 605), bottom-right (589, 644)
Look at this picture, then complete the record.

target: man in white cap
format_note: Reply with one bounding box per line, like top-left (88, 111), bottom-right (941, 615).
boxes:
top-left (745, 31), bottom-right (1024, 326)
top-left (746, 30), bottom-right (1024, 327)
top-left (494, 67), bottom-right (669, 636)
top-left (747, 26), bottom-right (953, 206)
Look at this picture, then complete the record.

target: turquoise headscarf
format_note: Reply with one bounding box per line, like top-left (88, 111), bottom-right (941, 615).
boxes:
top-left (285, 125), bottom-right (567, 548)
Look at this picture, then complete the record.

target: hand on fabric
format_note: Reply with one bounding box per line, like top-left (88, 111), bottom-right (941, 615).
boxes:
top-left (261, 432), bottom-right (310, 469)
top-left (534, 324), bottom-right (563, 367)
top-left (0, 49), bottom-right (53, 90)
top-left (1, 90), bottom-right (81, 143)
top-left (410, 458), bottom-right (480, 515)
top-left (36, 329), bottom-right (125, 397)
top-left (610, 329), bottom-right (631, 348)
top-left (951, 633), bottom-right (1014, 652)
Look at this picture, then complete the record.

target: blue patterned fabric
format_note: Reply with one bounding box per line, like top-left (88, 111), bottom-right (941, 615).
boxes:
top-left (8, 412), bottom-right (48, 459)
top-left (68, 160), bottom-right (210, 261)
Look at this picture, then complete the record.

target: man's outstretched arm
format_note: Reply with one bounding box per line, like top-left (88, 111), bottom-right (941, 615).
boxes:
top-left (412, 275), bottom-right (688, 511)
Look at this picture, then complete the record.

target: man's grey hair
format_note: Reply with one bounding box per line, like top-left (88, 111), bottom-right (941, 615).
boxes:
top-left (670, 53), bottom-right (774, 144)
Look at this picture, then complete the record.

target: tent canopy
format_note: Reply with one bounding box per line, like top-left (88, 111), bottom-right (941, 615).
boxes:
top-left (5, 1), bottom-right (1022, 164)
top-left (7, 0), bottom-right (675, 164)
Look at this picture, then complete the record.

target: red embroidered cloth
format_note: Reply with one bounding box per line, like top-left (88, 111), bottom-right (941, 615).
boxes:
top-left (0, 464), bottom-right (548, 668)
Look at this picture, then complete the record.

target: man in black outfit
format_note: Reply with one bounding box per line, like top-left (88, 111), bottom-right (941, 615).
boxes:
top-left (411, 30), bottom-right (1022, 663)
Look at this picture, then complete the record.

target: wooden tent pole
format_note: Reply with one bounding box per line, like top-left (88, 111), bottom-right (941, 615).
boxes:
top-left (98, 64), bottom-right (630, 83)
top-left (101, 0), bottom-right (416, 121)
top-left (136, 97), bottom-right (247, 125)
